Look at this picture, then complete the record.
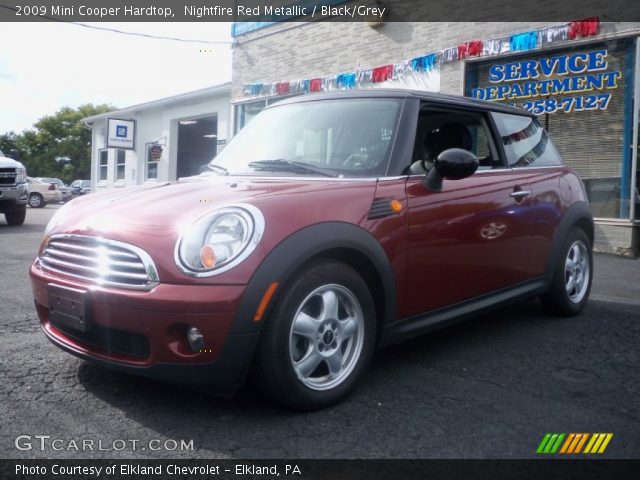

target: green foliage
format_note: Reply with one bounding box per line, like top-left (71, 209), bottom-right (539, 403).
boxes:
top-left (1, 104), bottom-right (114, 184)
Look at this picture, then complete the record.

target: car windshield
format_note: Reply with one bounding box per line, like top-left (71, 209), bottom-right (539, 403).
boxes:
top-left (208, 98), bottom-right (402, 178)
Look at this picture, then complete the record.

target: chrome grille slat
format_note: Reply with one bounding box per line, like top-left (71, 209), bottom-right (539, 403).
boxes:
top-left (45, 247), bottom-right (146, 270)
top-left (39, 234), bottom-right (159, 290)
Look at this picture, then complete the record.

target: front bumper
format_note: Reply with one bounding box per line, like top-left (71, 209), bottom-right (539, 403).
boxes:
top-left (30, 260), bottom-right (259, 390)
top-left (0, 184), bottom-right (29, 211)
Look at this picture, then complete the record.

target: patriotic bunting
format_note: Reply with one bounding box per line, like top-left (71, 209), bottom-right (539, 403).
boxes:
top-left (242, 18), bottom-right (600, 98)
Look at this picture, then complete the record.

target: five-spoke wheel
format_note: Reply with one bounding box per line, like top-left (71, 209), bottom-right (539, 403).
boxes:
top-left (253, 261), bottom-right (375, 410)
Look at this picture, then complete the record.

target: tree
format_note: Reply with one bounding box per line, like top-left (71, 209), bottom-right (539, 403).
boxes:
top-left (3, 104), bottom-right (114, 183)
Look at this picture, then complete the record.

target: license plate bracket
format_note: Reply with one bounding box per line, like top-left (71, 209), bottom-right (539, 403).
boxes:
top-left (48, 284), bottom-right (91, 332)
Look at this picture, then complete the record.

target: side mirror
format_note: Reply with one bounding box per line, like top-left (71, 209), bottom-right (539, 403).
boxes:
top-left (423, 148), bottom-right (479, 192)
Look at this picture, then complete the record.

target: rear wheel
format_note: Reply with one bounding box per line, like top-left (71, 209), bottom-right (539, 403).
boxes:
top-left (5, 206), bottom-right (26, 225)
top-left (540, 228), bottom-right (592, 316)
top-left (252, 261), bottom-right (376, 410)
top-left (28, 193), bottom-right (44, 208)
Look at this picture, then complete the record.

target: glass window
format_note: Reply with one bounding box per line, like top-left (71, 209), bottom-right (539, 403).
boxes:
top-left (146, 145), bottom-right (158, 180)
top-left (98, 150), bottom-right (108, 181)
top-left (409, 108), bottom-right (501, 174)
top-left (215, 99), bottom-right (402, 178)
top-left (234, 100), bottom-right (267, 133)
top-left (492, 113), bottom-right (562, 168)
top-left (115, 149), bottom-right (126, 181)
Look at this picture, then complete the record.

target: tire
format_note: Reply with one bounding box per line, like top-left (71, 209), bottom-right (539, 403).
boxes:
top-left (5, 207), bottom-right (26, 226)
top-left (540, 228), bottom-right (593, 316)
top-left (252, 260), bottom-right (376, 410)
top-left (28, 193), bottom-right (44, 208)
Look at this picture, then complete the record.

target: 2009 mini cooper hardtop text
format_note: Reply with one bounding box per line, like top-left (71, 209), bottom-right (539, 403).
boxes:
top-left (30, 90), bottom-right (593, 410)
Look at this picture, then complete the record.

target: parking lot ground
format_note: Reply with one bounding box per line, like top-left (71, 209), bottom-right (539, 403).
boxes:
top-left (1, 206), bottom-right (639, 458)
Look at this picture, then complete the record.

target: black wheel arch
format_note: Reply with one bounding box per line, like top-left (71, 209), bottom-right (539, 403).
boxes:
top-left (230, 222), bottom-right (396, 336)
top-left (545, 201), bottom-right (594, 278)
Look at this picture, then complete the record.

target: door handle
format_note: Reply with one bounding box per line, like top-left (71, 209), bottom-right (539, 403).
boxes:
top-left (510, 190), bottom-right (531, 199)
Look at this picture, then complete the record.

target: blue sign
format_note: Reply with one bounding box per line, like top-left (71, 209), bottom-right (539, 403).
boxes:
top-left (116, 126), bottom-right (128, 138)
top-left (470, 49), bottom-right (622, 114)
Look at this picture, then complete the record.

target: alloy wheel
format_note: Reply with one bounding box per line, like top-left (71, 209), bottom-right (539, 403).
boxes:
top-left (289, 284), bottom-right (364, 391)
top-left (564, 240), bottom-right (590, 303)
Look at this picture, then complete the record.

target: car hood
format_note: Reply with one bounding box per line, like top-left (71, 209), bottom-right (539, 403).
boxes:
top-left (47, 175), bottom-right (378, 284)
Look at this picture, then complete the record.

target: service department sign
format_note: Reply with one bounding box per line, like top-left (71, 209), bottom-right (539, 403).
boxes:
top-left (107, 118), bottom-right (136, 149)
top-left (469, 49), bottom-right (622, 115)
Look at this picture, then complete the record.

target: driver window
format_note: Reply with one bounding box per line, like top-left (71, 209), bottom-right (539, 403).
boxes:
top-left (408, 107), bottom-right (501, 175)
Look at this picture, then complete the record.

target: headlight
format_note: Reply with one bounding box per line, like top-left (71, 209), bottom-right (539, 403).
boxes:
top-left (175, 204), bottom-right (264, 277)
top-left (16, 167), bottom-right (26, 183)
top-left (44, 201), bottom-right (72, 236)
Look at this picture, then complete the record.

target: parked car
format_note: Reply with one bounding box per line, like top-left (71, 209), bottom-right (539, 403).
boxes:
top-left (26, 177), bottom-right (62, 208)
top-left (69, 179), bottom-right (92, 197)
top-left (0, 149), bottom-right (28, 225)
top-left (30, 90), bottom-right (593, 410)
top-left (36, 177), bottom-right (72, 202)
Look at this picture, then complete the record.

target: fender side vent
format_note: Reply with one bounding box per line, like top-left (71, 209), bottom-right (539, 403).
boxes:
top-left (368, 197), bottom-right (394, 219)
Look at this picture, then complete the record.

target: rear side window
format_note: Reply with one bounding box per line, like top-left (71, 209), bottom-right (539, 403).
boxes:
top-left (492, 112), bottom-right (563, 168)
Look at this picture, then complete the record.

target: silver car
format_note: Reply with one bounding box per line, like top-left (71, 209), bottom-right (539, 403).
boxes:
top-left (36, 177), bottom-right (72, 202)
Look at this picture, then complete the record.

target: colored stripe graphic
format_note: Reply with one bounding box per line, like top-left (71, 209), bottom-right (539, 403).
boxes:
top-left (538, 433), bottom-right (613, 454)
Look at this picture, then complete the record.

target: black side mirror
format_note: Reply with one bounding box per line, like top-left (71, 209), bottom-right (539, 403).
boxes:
top-left (423, 148), bottom-right (479, 192)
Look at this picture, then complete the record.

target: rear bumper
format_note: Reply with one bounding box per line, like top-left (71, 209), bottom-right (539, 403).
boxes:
top-left (30, 260), bottom-right (259, 390)
top-left (43, 191), bottom-right (63, 202)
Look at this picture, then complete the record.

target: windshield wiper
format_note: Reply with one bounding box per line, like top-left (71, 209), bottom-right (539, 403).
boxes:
top-left (202, 163), bottom-right (229, 175)
top-left (247, 159), bottom-right (338, 177)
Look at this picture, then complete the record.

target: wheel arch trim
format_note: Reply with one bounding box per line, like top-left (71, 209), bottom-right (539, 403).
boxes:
top-left (545, 201), bottom-right (594, 278)
top-left (230, 222), bottom-right (397, 335)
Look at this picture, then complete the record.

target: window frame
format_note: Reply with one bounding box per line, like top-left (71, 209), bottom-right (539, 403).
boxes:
top-left (145, 144), bottom-right (159, 180)
top-left (98, 149), bottom-right (109, 181)
top-left (115, 149), bottom-right (126, 181)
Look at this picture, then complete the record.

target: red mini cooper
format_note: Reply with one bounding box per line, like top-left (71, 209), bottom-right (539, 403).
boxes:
top-left (30, 90), bottom-right (593, 410)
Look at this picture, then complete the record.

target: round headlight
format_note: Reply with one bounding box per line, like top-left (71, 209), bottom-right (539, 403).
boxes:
top-left (175, 204), bottom-right (264, 276)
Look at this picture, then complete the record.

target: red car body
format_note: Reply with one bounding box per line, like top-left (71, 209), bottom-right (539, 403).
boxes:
top-left (30, 90), bottom-right (593, 406)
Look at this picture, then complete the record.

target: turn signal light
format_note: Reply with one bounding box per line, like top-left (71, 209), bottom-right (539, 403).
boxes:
top-left (199, 244), bottom-right (216, 269)
top-left (390, 199), bottom-right (403, 213)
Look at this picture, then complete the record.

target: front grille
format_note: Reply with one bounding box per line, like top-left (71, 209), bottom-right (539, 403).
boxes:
top-left (52, 320), bottom-right (150, 359)
top-left (0, 168), bottom-right (16, 185)
top-left (40, 235), bottom-right (159, 290)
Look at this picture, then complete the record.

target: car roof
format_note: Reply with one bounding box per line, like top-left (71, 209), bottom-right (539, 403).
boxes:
top-left (268, 89), bottom-right (534, 117)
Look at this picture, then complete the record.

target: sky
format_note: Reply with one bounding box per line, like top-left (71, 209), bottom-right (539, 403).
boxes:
top-left (0, 22), bottom-right (233, 134)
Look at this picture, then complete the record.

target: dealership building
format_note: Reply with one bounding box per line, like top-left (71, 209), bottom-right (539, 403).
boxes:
top-left (84, 83), bottom-right (231, 189)
top-left (231, 20), bottom-right (640, 255)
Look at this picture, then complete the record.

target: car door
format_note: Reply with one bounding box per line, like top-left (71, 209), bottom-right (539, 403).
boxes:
top-left (403, 106), bottom-right (536, 318)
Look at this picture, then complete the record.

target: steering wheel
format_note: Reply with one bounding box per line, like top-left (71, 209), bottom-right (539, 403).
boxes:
top-left (342, 153), bottom-right (372, 170)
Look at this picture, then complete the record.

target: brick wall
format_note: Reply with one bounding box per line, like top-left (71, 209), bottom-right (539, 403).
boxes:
top-left (231, 21), bottom-right (640, 99)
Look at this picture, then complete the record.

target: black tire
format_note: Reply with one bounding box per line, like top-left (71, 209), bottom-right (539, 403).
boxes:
top-left (252, 260), bottom-right (376, 410)
top-left (540, 228), bottom-right (593, 316)
top-left (5, 207), bottom-right (26, 226)
top-left (28, 193), bottom-right (44, 208)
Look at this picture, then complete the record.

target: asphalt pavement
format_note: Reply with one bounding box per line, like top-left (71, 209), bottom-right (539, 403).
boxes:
top-left (1, 205), bottom-right (639, 459)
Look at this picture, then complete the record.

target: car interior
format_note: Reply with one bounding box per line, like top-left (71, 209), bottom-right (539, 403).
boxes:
top-left (406, 108), bottom-right (502, 175)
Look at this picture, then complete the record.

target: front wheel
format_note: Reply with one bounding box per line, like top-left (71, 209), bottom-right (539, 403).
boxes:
top-left (252, 261), bottom-right (376, 410)
top-left (540, 228), bottom-right (593, 316)
top-left (5, 207), bottom-right (26, 225)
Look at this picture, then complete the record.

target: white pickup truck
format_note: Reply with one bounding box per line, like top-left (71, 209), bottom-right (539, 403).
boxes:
top-left (0, 149), bottom-right (28, 225)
